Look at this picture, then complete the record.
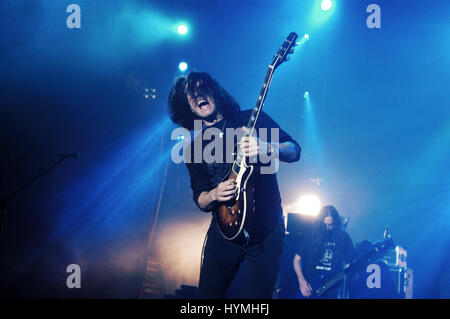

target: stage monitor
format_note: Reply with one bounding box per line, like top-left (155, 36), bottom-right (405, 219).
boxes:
top-left (286, 213), bottom-right (315, 235)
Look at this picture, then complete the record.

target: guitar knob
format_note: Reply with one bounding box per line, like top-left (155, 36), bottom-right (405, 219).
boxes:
top-left (229, 222), bottom-right (233, 227)
top-left (235, 221), bottom-right (238, 226)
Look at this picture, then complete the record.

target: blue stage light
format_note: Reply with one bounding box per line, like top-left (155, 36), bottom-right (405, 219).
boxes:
top-left (178, 62), bottom-right (188, 72)
top-left (321, 0), bottom-right (333, 11)
top-left (177, 24), bottom-right (188, 35)
top-left (296, 34), bottom-right (310, 46)
top-left (304, 91), bottom-right (310, 98)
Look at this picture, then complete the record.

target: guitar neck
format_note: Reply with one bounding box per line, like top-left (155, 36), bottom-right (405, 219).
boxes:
top-left (231, 67), bottom-right (275, 174)
top-left (316, 273), bottom-right (345, 296)
top-left (229, 31), bottom-right (298, 175)
top-left (246, 67), bottom-right (275, 133)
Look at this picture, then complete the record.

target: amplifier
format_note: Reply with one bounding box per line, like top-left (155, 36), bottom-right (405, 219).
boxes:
top-left (349, 263), bottom-right (413, 299)
top-left (388, 266), bottom-right (413, 299)
top-left (384, 246), bottom-right (407, 269)
top-left (388, 266), bottom-right (405, 298)
top-left (404, 268), bottom-right (413, 299)
top-left (286, 213), bottom-right (315, 235)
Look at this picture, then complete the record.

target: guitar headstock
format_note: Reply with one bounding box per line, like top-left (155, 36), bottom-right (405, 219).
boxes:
top-left (270, 32), bottom-right (298, 70)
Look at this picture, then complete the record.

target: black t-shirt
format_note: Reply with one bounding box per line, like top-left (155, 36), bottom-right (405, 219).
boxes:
top-left (296, 231), bottom-right (355, 285)
top-left (185, 109), bottom-right (300, 236)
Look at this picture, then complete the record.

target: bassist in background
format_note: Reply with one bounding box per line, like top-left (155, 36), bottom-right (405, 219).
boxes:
top-left (293, 205), bottom-right (356, 299)
top-left (168, 71), bottom-right (301, 298)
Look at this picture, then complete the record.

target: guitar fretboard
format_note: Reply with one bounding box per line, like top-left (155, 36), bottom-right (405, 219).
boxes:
top-left (232, 67), bottom-right (275, 174)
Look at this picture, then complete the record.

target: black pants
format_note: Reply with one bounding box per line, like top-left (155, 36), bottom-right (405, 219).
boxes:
top-left (197, 215), bottom-right (285, 298)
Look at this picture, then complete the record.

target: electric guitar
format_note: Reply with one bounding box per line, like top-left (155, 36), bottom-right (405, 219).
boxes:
top-left (212, 32), bottom-right (298, 245)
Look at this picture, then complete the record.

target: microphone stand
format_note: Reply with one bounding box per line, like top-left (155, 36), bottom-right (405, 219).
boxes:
top-left (0, 154), bottom-right (76, 241)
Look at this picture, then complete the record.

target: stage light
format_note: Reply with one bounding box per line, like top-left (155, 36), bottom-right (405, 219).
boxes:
top-left (178, 135), bottom-right (185, 141)
top-left (178, 62), bottom-right (188, 72)
top-left (295, 194), bottom-right (321, 216)
top-left (296, 34), bottom-right (310, 46)
top-left (177, 24), bottom-right (188, 35)
top-left (321, 0), bottom-right (333, 11)
top-left (304, 91), bottom-right (310, 98)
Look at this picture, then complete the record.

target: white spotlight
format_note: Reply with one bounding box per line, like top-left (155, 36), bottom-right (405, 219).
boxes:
top-left (178, 61), bottom-right (188, 72)
top-left (177, 24), bottom-right (188, 35)
top-left (321, 0), bottom-right (333, 11)
top-left (295, 194), bottom-right (321, 216)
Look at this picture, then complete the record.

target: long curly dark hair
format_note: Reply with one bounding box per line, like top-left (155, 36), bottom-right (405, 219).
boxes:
top-left (316, 205), bottom-right (342, 231)
top-left (167, 72), bottom-right (241, 130)
top-left (310, 205), bottom-right (344, 256)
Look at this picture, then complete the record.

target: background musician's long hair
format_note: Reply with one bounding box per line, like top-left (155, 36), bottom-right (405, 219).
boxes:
top-left (310, 205), bottom-right (345, 259)
top-left (316, 205), bottom-right (342, 231)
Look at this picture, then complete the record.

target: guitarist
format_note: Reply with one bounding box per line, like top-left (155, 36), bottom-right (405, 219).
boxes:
top-left (293, 206), bottom-right (356, 298)
top-left (168, 71), bottom-right (301, 298)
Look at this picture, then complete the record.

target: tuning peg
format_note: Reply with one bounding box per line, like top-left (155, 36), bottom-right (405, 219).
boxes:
top-left (283, 57), bottom-right (290, 62)
top-left (289, 48), bottom-right (295, 54)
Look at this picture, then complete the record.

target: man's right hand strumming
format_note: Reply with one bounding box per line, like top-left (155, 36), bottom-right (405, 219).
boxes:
top-left (197, 180), bottom-right (237, 210)
top-left (210, 180), bottom-right (237, 202)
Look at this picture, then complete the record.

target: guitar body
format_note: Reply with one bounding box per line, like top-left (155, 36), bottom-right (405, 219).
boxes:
top-left (213, 161), bottom-right (255, 245)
